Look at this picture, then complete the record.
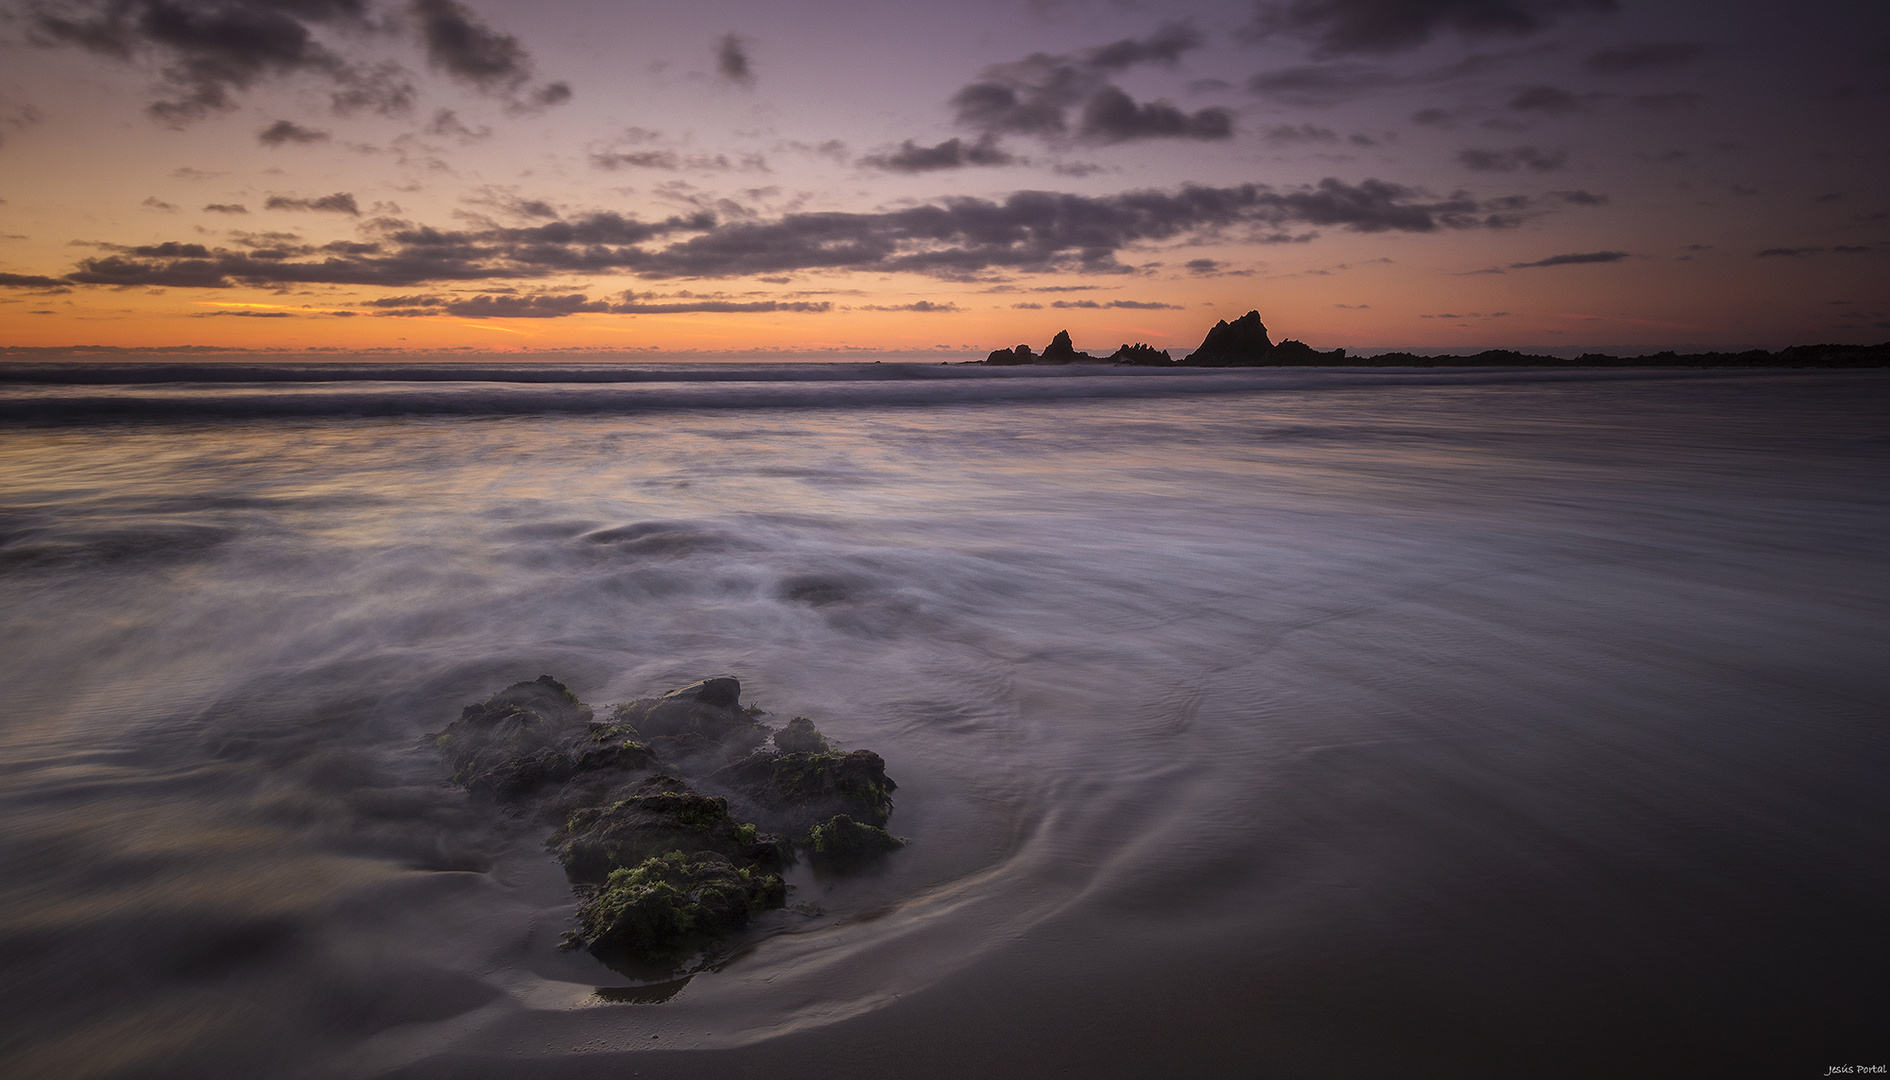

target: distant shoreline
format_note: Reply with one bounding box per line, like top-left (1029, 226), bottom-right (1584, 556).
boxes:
top-left (1159, 342), bottom-right (1890, 369)
top-left (0, 341), bottom-right (1886, 378)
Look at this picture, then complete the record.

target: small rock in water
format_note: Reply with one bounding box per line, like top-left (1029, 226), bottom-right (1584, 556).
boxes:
top-left (436, 674), bottom-right (902, 967)
top-left (662, 676), bottom-right (743, 708)
top-left (806, 814), bottom-right (904, 867)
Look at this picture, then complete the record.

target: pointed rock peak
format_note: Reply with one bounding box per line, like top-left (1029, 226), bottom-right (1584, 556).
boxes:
top-left (1188, 309), bottom-right (1275, 366)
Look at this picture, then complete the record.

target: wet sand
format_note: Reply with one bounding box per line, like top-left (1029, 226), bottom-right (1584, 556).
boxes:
top-left (1, 365), bottom-right (1885, 1078)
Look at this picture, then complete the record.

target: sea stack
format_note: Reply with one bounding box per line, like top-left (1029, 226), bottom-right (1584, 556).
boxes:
top-left (1185, 311), bottom-right (1274, 366)
top-left (1039, 330), bottom-right (1094, 364)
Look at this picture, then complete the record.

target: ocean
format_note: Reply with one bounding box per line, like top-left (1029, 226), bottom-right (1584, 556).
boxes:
top-left (2, 363), bottom-right (1886, 1078)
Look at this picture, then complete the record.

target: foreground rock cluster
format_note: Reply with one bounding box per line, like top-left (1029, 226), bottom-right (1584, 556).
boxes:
top-left (435, 675), bottom-right (901, 966)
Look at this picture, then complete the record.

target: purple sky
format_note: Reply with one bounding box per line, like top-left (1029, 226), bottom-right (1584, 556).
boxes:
top-left (1, 0), bottom-right (1886, 355)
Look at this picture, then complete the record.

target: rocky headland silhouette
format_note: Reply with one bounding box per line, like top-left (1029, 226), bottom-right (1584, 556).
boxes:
top-left (982, 311), bottom-right (1890, 368)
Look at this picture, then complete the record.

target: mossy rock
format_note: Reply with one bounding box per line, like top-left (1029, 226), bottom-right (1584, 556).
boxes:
top-left (575, 851), bottom-right (786, 964)
top-left (550, 774), bottom-right (782, 882)
top-left (441, 675), bottom-right (900, 960)
top-left (609, 677), bottom-right (769, 770)
top-left (434, 675), bottom-right (596, 799)
top-left (773, 716), bottom-right (829, 754)
top-left (805, 814), bottom-right (904, 868)
top-left (711, 748), bottom-right (896, 835)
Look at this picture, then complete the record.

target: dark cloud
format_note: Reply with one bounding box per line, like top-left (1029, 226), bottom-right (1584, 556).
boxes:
top-left (26, 0), bottom-right (561, 121)
top-left (29, 0), bottom-right (358, 122)
top-left (0, 272), bottom-right (71, 287)
top-left (264, 192), bottom-right (360, 214)
top-left (858, 301), bottom-right (961, 312)
top-left (1077, 86), bottom-right (1232, 143)
top-left (425, 108), bottom-right (489, 140)
top-left (410, 0), bottom-right (567, 107)
top-left (1510, 250), bottom-right (1629, 267)
top-left (364, 293), bottom-right (441, 307)
top-left (1409, 106), bottom-right (1458, 126)
top-left (609, 294), bottom-right (831, 314)
top-left (1755, 247), bottom-right (1822, 257)
top-left (1050, 299), bottom-right (1183, 309)
top-left (590, 149), bottom-right (769, 172)
top-left (202, 203), bottom-right (249, 212)
top-left (1011, 302), bottom-right (1043, 309)
top-left (54, 178), bottom-right (1494, 288)
top-left (952, 80), bottom-right (1070, 136)
top-left (860, 134), bottom-right (1015, 172)
top-left (1185, 258), bottom-right (1221, 273)
top-left (437, 293), bottom-right (602, 317)
top-left (329, 62), bottom-right (415, 116)
top-left (1456, 145), bottom-right (1565, 171)
top-left (142, 196), bottom-right (179, 211)
top-left (716, 33), bottom-right (753, 86)
top-left (1263, 123), bottom-right (1341, 143)
top-left (412, 0), bottom-right (519, 88)
top-left (1507, 85), bottom-right (1606, 114)
top-left (1585, 42), bottom-right (1704, 73)
top-left (1086, 22), bottom-right (1200, 69)
top-left (259, 119), bottom-right (330, 145)
top-left (1548, 189), bottom-right (1608, 205)
top-left (950, 24), bottom-right (1223, 143)
top-left (371, 290), bottom-right (832, 316)
top-left (1248, 62), bottom-right (1404, 105)
top-left (1248, 48), bottom-right (1531, 106)
top-left (523, 81), bottom-right (571, 108)
top-left (1249, 0), bottom-right (1617, 57)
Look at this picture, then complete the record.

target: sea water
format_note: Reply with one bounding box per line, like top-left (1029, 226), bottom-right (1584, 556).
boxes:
top-left (1, 364), bottom-right (1886, 1078)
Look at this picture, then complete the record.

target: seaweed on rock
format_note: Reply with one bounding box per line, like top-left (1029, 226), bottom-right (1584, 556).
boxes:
top-left (551, 774), bottom-right (786, 882)
top-left (806, 814), bottom-right (904, 869)
top-left (574, 852), bottom-right (787, 964)
top-left (773, 716), bottom-right (829, 754)
top-left (711, 748), bottom-right (897, 836)
top-left (436, 675), bottom-right (901, 966)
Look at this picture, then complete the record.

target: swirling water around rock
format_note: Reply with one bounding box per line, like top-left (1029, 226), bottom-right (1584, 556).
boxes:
top-left (1, 366), bottom-right (1887, 1078)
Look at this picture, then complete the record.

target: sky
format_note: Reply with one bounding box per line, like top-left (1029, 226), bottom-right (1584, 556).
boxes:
top-left (0, 0), bottom-right (1886, 358)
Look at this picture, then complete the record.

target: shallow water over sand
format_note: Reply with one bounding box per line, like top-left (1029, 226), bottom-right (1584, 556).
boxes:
top-left (2, 366), bottom-right (1886, 1078)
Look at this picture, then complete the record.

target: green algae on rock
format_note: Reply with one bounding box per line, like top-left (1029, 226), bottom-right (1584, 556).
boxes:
top-left (711, 747), bottom-right (897, 835)
top-left (551, 773), bottom-right (786, 882)
top-left (773, 716), bottom-right (829, 754)
top-left (806, 814), bottom-right (904, 868)
top-left (438, 675), bottom-right (901, 966)
top-left (574, 852), bottom-right (787, 964)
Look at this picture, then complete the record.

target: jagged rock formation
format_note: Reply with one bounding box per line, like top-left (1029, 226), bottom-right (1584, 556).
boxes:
top-left (980, 313), bottom-right (1337, 368)
top-left (436, 675), bottom-right (902, 967)
top-left (1039, 330), bottom-right (1095, 363)
top-left (985, 330), bottom-right (1104, 364)
top-left (982, 314), bottom-right (1890, 369)
top-left (1267, 339), bottom-right (1348, 364)
top-left (1107, 343), bottom-right (1173, 366)
top-left (1185, 310), bottom-right (1275, 366)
